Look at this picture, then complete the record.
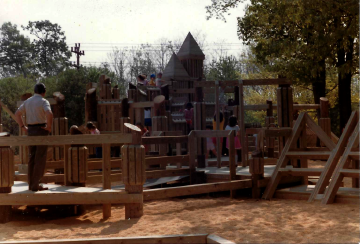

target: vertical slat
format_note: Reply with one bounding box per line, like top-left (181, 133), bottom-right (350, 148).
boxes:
top-left (229, 131), bottom-right (236, 180)
top-left (0, 149), bottom-right (3, 187)
top-left (122, 146), bottom-right (129, 184)
top-left (188, 132), bottom-right (196, 183)
top-left (72, 147), bottom-right (79, 183)
top-left (8, 149), bottom-right (14, 187)
top-left (215, 81), bottom-right (221, 168)
top-left (54, 119), bottom-right (60, 160)
top-left (64, 145), bottom-right (70, 186)
top-left (128, 145), bottom-right (136, 185)
top-left (78, 147), bottom-right (85, 183)
top-left (2, 149), bottom-right (9, 187)
top-left (102, 143), bottom-right (111, 219)
top-left (238, 81), bottom-right (246, 166)
top-left (135, 146), bottom-right (144, 184)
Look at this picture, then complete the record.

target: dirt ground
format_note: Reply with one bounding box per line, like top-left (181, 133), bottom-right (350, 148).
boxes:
top-left (0, 195), bottom-right (358, 243)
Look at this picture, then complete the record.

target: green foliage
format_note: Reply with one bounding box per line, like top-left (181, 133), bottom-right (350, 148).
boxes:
top-left (0, 22), bottom-right (33, 77)
top-left (22, 20), bottom-right (71, 76)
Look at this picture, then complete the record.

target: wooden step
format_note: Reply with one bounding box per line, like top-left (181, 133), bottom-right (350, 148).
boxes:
top-left (278, 168), bottom-right (323, 176)
top-left (286, 151), bottom-right (331, 160)
top-left (348, 152), bottom-right (360, 160)
top-left (340, 169), bottom-right (360, 178)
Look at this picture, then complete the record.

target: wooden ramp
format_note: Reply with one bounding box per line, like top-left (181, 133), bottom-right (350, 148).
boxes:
top-left (0, 181), bottom-right (142, 206)
top-left (262, 112), bottom-right (337, 200)
top-left (275, 185), bottom-right (359, 204)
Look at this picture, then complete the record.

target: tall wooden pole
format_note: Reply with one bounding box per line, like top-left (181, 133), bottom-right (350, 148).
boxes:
top-left (238, 80), bottom-right (246, 166)
top-left (215, 81), bottom-right (221, 168)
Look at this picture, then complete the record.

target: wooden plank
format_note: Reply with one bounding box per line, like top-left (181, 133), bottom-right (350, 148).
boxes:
top-left (194, 79), bottom-right (291, 87)
top-left (169, 88), bottom-right (195, 94)
top-left (146, 169), bottom-right (189, 179)
top-left (349, 152), bottom-right (360, 160)
top-left (129, 101), bottom-right (154, 109)
top-left (264, 128), bottom-right (292, 137)
top-left (102, 143), bottom-right (111, 219)
top-left (72, 147), bottom-right (79, 183)
top-left (215, 81), bottom-right (221, 168)
top-left (144, 180), bottom-right (252, 201)
top-left (305, 113), bottom-right (336, 150)
top-left (262, 112), bottom-right (306, 199)
top-left (278, 168), bottom-right (323, 176)
top-left (1, 149), bottom-right (9, 187)
top-left (145, 155), bottom-right (189, 166)
top-left (193, 130), bottom-right (229, 138)
top-left (142, 136), bottom-right (188, 145)
top-left (207, 234), bottom-right (236, 244)
top-left (340, 169), bottom-right (360, 178)
top-left (0, 234), bottom-right (208, 244)
top-left (286, 151), bottom-right (331, 160)
top-left (0, 101), bottom-right (17, 121)
top-left (0, 190), bottom-right (142, 206)
top-left (0, 134), bottom-right (133, 147)
top-left (238, 81), bottom-right (246, 166)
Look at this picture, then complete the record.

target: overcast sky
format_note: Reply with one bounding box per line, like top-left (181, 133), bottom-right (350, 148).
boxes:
top-left (1, 0), bottom-right (248, 65)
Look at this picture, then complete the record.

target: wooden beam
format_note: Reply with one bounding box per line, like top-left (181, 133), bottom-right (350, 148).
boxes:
top-left (0, 234), bottom-right (208, 244)
top-left (141, 136), bottom-right (188, 145)
top-left (143, 180), bottom-right (252, 201)
top-left (129, 101), bottom-right (154, 109)
top-left (0, 134), bottom-right (133, 147)
top-left (194, 79), bottom-right (291, 87)
top-left (0, 101), bottom-right (17, 121)
top-left (304, 113), bottom-right (336, 150)
top-left (264, 128), bottom-right (292, 137)
top-left (145, 155), bottom-right (189, 166)
top-left (207, 235), bottom-right (236, 244)
top-left (0, 190), bottom-right (142, 206)
top-left (146, 169), bottom-right (189, 179)
top-left (286, 151), bottom-right (331, 160)
top-left (239, 81), bottom-right (246, 166)
top-left (193, 130), bottom-right (229, 138)
top-left (278, 168), bottom-right (323, 176)
top-left (215, 81), bottom-right (221, 168)
top-left (169, 89), bottom-right (195, 94)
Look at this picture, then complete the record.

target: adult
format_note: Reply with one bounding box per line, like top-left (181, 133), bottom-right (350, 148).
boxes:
top-left (15, 83), bottom-right (53, 191)
top-left (137, 74), bottom-right (147, 86)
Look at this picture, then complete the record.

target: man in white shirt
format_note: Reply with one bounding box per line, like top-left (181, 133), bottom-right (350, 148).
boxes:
top-left (15, 83), bottom-right (53, 191)
top-left (155, 73), bottom-right (163, 88)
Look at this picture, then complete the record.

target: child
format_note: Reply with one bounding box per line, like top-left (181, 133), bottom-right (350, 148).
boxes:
top-left (137, 74), bottom-right (147, 86)
top-left (136, 122), bottom-right (150, 153)
top-left (86, 122), bottom-right (102, 158)
top-left (155, 73), bottom-right (163, 87)
top-left (225, 116), bottom-right (242, 163)
top-left (144, 107), bottom-right (152, 131)
top-left (183, 102), bottom-right (194, 134)
top-left (213, 112), bottom-right (224, 155)
top-left (206, 125), bottom-right (217, 159)
top-left (149, 74), bottom-right (156, 86)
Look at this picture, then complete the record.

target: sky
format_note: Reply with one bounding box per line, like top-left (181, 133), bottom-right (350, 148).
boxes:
top-left (1, 0), bottom-right (248, 66)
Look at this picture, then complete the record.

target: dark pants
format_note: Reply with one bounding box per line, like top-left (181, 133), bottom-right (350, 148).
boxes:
top-left (28, 126), bottom-right (49, 191)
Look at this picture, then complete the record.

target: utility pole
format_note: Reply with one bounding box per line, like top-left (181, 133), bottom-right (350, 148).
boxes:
top-left (70, 43), bottom-right (85, 70)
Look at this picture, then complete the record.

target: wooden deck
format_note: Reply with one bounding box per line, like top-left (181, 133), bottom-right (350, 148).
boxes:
top-left (0, 181), bottom-right (142, 206)
top-left (275, 185), bottom-right (360, 204)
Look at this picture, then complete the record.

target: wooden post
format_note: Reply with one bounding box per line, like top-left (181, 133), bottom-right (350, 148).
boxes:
top-left (276, 84), bottom-right (293, 155)
top-left (299, 119), bottom-right (308, 185)
top-left (0, 132), bottom-right (14, 223)
top-left (67, 146), bottom-right (88, 186)
top-left (249, 150), bottom-right (264, 199)
top-left (121, 123), bottom-right (146, 219)
top-left (194, 87), bottom-right (206, 168)
top-left (152, 96), bottom-right (168, 156)
top-left (234, 86), bottom-right (239, 106)
top-left (228, 130), bottom-right (236, 198)
top-left (319, 97), bottom-right (331, 147)
top-left (102, 143), bottom-right (111, 219)
top-left (85, 88), bottom-right (97, 122)
top-left (265, 100), bottom-right (275, 158)
top-left (52, 92), bottom-right (65, 118)
top-left (188, 131), bottom-right (196, 184)
top-left (215, 81), bottom-right (221, 168)
top-left (238, 80), bottom-right (247, 166)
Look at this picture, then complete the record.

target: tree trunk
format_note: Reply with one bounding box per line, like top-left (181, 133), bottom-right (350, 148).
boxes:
top-left (312, 59), bottom-right (326, 119)
top-left (337, 37), bottom-right (353, 132)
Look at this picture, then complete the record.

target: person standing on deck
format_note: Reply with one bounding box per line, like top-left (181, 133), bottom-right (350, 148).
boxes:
top-left (15, 83), bottom-right (53, 191)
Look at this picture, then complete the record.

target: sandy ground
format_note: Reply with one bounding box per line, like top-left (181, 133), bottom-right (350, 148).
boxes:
top-left (4, 160), bottom-right (359, 243)
top-left (0, 196), bottom-right (358, 243)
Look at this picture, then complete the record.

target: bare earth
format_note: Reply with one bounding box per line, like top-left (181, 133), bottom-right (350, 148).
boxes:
top-left (0, 196), bottom-right (359, 243)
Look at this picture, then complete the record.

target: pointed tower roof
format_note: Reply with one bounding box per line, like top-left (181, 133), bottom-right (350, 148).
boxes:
top-left (177, 32), bottom-right (205, 60)
top-left (162, 53), bottom-right (190, 81)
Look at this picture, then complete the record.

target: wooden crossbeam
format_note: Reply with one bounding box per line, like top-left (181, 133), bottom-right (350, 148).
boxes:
top-left (0, 101), bottom-right (17, 121)
top-left (308, 111), bottom-right (359, 202)
top-left (194, 78), bottom-right (291, 87)
top-left (0, 134), bottom-right (133, 147)
top-left (304, 113), bottom-right (336, 150)
top-left (142, 136), bottom-right (188, 145)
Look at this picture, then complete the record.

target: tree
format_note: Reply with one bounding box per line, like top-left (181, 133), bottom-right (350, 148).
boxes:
top-left (22, 20), bottom-right (71, 76)
top-left (0, 22), bottom-right (33, 77)
top-left (206, 0), bottom-right (359, 131)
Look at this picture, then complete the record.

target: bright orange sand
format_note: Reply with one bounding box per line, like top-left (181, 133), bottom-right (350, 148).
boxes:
top-left (0, 196), bottom-right (359, 243)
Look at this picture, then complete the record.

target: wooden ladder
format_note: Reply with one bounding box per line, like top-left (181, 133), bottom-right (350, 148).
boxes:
top-left (262, 112), bottom-right (336, 200)
top-left (308, 111), bottom-right (359, 204)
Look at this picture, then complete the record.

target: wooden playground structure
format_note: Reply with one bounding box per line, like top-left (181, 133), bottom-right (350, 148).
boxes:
top-left (0, 32), bottom-right (358, 225)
